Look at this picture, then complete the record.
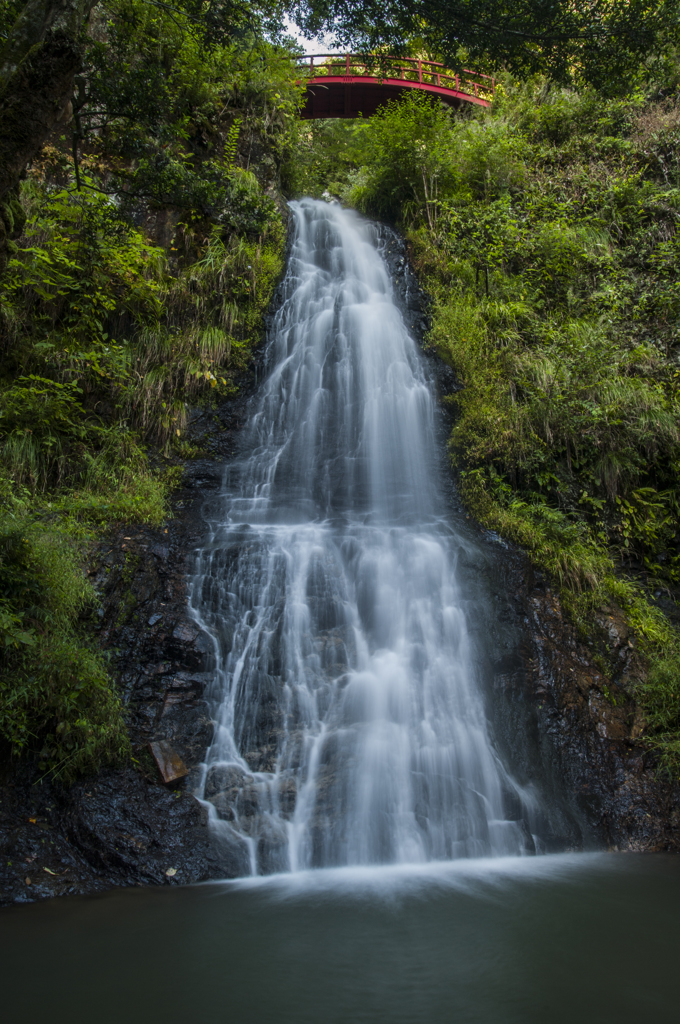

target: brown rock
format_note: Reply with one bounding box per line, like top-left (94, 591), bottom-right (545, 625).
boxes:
top-left (149, 740), bottom-right (189, 784)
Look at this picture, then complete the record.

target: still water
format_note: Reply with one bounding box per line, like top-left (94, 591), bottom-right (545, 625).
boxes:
top-left (1, 855), bottom-right (678, 1023)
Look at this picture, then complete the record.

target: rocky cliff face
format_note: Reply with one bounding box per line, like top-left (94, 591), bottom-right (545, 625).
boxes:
top-left (386, 224), bottom-right (680, 856)
top-left (1, 220), bottom-right (678, 908)
top-left (491, 569), bottom-right (680, 852)
top-left (0, 361), bottom-right (262, 905)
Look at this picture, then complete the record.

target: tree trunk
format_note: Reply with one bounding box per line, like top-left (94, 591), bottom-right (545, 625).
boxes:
top-left (0, 0), bottom-right (95, 268)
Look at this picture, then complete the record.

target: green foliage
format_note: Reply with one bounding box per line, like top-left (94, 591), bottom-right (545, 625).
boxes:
top-left (639, 657), bottom-right (680, 732)
top-left (294, 0), bottom-right (680, 93)
top-left (0, 516), bottom-right (129, 779)
top-left (0, 1), bottom-right (298, 779)
top-left (218, 167), bottom-right (281, 236)
top-left (0, 376), bottom-right (90, 490)
top-left (311, 83), bottom-right (680, 769)
top-left (283, 118), bottom-right (368, 199)
top-left (124, 226), bottom-right (285, 440)
top-left (0, 372), bottom-right (179, 526)
top-left (1, 180), bottom-right (164, 390)
top-left (73, 1), bottom-right (303, 216)
top-left (0, 0), bottom-right (24, 43)
top-left (346, 93), bottom-right (460, 227)
top-left (636, 655), bottom-right (680, 775)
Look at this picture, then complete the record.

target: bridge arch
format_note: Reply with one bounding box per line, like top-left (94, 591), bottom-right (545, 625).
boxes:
top-left (298, 54), bottom-right (494, 120)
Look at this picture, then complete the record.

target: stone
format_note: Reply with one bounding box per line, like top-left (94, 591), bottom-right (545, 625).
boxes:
top-left (166, 672), bottom-right (212, 693)
top-left (204, 764), bottom-right (249, 800)
top-left (149, 741), bottom-right (189, 784)
top-left (172, 621), bottom-right (199, 643)
top-left (145, 662), bottom-right (171, 676)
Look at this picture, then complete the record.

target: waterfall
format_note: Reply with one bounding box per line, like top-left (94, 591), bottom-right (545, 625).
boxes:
top-left (191, 199), bottom-right (538, 875)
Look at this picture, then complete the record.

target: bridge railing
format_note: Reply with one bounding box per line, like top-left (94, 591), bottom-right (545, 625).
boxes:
top-left (296, 54), bottom-right (495, 103)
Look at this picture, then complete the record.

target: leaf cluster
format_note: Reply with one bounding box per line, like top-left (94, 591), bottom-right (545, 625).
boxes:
top-left (292, 0), bottom-right (680, 94)
top-left (299, 80), bottom-right (680, 769)
top-left (0, 0), bottom-right (300, 779)
top-left (0, 516), bottom-right (128, 779)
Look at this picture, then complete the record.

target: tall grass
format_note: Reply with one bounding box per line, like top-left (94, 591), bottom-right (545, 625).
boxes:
top-left (0, 517), bottom-right (129, 779)
top-left (299, 83), bottom-right (680, 770)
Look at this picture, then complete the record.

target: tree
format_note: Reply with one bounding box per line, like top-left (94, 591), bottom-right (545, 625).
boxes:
top-left (66, 0), bottom-right (295, 206)
top-left (0, 0), bottom-right (292, 269)
top-left (292, 0), bottom-right (680, 92)
top-left (0, 0), bottom-right (96, 266)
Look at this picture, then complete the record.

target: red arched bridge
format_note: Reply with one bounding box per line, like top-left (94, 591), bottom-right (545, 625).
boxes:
top-left (298, 54), bottom-right (495, 119)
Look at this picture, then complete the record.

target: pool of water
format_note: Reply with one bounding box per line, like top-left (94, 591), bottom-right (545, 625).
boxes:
top-left (1, 854), bottom-right (678, 1023)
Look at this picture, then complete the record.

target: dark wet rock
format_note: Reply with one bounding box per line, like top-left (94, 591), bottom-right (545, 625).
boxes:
top-left (207, 792), bottom-right (236, 821)
top-left (209, 777), bottom-right (263, 823)
top-left (63, 769), bottom-right (210, 883)
top-left (277, 777), bottom-right (298, 818)
top-left (205, 764), bottom-right (250, 800)
top-left (210, 820), bottom-right (252, 876)
top-left (172, 620), bottom-right (201, 644)
top-left (481, 558), bottom-right (680, 853)
top-left (0, 766), bottom-right (213, 905)
top-left (183, 468), bottom-right (223, 490)
top-left (256, 819), bottom-right (289, 874)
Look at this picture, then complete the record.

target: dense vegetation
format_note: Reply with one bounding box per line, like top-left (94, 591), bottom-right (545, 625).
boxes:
top-left (294, 0), bottom-right (680, 93)
top-left (289, 83), bottom-right (680, 771)
top-left (0, 0), bottom-right (301, 778)
top-left (2, 0), bottom-right (680, 782)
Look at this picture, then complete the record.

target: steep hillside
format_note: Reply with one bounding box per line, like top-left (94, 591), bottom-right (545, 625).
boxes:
top-left (0, 0), bottom-right (301, 781)
top-left (291, 80), bottom-right (680, 774)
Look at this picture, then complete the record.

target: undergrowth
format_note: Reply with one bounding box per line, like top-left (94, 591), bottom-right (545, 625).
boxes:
top-left (0, 511), bottom-right (129, 780)
top-left (288, 82), bottom-right (680, 774)
top-left (0, 5), bottom-right (299, 779)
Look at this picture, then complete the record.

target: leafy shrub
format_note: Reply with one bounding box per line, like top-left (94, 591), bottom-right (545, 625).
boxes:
top-left (636, 656), bottom-right (680, 776)
top-left (0, 376), bottom-right (90, 490)
top-left (639, 657), bottom-right (680, 733)
top-left (218, 169), bottom-right (281, 237)
top-left (0, 0), bottom-right (298, 781)
top-left (0, 518), bottom-right (128, 778)
top-left (308, 81), bottom-right (680, 767)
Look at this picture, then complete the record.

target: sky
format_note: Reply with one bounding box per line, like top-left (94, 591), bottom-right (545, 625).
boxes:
top-left (282, 15), bottom-right (339, 54)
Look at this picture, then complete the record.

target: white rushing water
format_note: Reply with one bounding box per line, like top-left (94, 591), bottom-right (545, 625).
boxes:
top-left (191, 199), bottom-right (539, 875)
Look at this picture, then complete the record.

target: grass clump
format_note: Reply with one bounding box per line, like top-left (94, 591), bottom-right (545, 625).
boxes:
top-left (0, 516), bottom-right (129, 779)
top-left (288, 81), bottom-right (680, 772)
top-left (0, 8), bottom-right (299, 780)
top-left (636, 656), bottom-right (680, 773)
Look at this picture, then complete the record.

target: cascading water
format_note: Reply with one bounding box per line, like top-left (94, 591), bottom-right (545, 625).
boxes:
top-left (191, 198), bottom-right (539, 875)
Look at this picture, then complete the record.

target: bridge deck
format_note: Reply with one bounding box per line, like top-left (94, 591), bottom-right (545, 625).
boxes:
top-left (298, 55), bottom-right (494, 119)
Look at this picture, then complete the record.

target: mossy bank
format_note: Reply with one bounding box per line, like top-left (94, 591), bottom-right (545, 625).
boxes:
top-left (289, 79), bottom-right (680, 782)
top-left (0, 1), bottom-right (300, 786)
